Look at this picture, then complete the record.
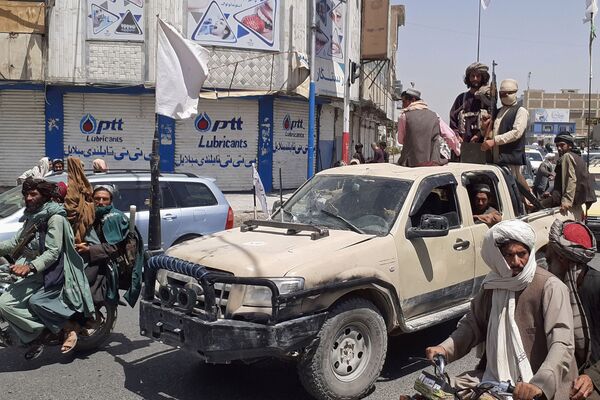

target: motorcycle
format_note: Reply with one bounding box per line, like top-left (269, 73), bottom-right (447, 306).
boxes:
top-left (0, 263), bottom-right (117, 355)
top-left (399, 354), bottom-right (515, 400)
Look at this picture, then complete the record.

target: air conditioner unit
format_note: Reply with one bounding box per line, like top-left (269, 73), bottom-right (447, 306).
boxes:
top-left (393, 80), bottom-right (403, 100)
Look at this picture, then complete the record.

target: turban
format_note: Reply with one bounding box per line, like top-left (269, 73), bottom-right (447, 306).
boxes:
top-left (21, 177), bottom-right (57, 199)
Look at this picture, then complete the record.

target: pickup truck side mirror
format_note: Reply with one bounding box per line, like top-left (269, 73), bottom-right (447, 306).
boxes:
top-left (406, 214), bottom-right (450, 239)
top-left (272, 199), bottom-right (282, 214)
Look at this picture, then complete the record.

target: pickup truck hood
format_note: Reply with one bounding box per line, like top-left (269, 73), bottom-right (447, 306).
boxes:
top-left (165, 227), bottom-right (375, 277)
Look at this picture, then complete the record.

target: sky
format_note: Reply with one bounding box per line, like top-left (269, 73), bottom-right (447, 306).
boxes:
top-left (392, 0), bottom-right (598, 122)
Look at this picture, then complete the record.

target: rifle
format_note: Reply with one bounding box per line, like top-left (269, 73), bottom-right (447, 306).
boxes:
top-left (5, 222), bottom-right (40, 265)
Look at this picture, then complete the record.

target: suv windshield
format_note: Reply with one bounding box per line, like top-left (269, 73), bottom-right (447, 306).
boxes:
top-left (273, 175), bottom-right (412, 236)
top-left (0, 186), bottom-right (24, 218)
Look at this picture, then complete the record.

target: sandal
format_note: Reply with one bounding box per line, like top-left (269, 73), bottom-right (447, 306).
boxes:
top-left (24, 343), bottom-right (44, 360)
top-left (60, 330), bottom-right (78, 354)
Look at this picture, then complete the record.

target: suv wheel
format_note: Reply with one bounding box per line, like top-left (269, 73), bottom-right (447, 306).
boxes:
top-left (298, 298), bottom-right (387, 400)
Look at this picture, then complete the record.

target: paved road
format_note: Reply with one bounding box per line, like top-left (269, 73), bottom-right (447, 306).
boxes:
top-left (1, 305), bottom-right (476, 400)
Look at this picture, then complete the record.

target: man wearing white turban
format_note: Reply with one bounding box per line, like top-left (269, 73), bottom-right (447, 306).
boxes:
top-left (425, 220), bottom-right (577, 400)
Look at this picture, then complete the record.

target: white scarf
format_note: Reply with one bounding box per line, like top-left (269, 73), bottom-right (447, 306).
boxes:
top-left (480, 220), bottom-right (537, 384)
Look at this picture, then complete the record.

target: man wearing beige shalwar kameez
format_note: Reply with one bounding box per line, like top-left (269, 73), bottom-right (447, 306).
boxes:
top-left (426, 220), bottom-right (577, 400)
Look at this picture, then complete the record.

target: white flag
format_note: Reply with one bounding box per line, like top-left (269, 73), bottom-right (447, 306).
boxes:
top-left (584, 0), bottom-right (598, 23)
top-left (480, 0), bottom-right (491, 10)
top-left (252, 163), bottom-right (268, 215)
top-left (156, 19), bottom-right (209, 120)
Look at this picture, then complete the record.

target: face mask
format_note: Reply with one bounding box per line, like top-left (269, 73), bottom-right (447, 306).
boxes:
top-left (501, 93), bottom-right (517, 106)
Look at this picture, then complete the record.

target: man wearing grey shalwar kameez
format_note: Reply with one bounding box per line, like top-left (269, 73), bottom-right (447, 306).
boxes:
top-left (0, 178), bottom-right (94, 359)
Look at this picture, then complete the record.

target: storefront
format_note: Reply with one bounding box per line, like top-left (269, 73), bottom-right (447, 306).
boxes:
top-left (63, 93), bottom-right (155, 171)
top-left (0, 90), bottom-right (46, 187)
top-left (174, 98), bottom-right (259, 191)
top-left (273, 99), bottom-right (311, 190)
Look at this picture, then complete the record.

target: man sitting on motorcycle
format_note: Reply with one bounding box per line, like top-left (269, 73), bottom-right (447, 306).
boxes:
top-left (546, 220), bottom-right (600, 400)
top-left (0, 178), bottom-right (95, 359)
top-left (75, 185), bottom-right (143, 315)
top-left (426, 220), bottom-right (577, 400)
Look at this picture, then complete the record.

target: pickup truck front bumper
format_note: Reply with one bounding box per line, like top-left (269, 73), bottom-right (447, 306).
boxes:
top-left (139, 300), bottom-right (328, 363)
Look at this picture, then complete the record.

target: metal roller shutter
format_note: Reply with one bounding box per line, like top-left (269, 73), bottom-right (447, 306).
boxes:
top-left (273, 99), bottom-right (312, 190)
top-left (175, 99), bottom-right (258, 191)
top-left (0, 90), bottom-right (46, 186)
top-left (319, 105), bottom-right (335, 141)
top-left (318, 105), bottom-right (336, 170)
top-left (63, 93), bottom-right (155, 171)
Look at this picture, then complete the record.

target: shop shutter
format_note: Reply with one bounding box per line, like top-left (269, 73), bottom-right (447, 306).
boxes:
top-left (175, 98), bottom-right (258, 191)
top-left (63, 93), bottom-right (155, 171)
top-left (0, 90), bottom-right (46, 186)
top-left (318, 105), bottom-right (336, 170)
top-left (273, 99), bottom-right (312, 190)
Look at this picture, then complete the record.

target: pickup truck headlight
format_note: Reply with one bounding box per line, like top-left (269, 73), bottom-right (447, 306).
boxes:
top-left (241, 278), bottom-right (305, 307)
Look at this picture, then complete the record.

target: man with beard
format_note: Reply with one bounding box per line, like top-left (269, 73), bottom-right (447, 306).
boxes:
top-left (471, 184), bottom-right (502, 227)
top-left (449, 62), bottom-right (494, 143)
top-left (75, 185), bottom-right (143, 311)
top-left (0, 178), bottom-right (94, 359)
top-left (480, 79), bottom-right (530, 189)
top-left (546, 220), bottom-right (600, 400)
top-left (425, 220), bottom-right (576, 400)
top-left (541, 133), bottom-right (595, 221)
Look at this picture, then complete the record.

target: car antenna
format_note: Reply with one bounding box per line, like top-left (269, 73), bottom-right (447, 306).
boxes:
top-left (279, 168), bottom-right (284, 222)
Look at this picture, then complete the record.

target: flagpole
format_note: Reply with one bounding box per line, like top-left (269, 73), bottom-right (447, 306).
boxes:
top-left (588, 11), bottom-right (594, 170)
top-left (477, 0), bottom-right (482, 62)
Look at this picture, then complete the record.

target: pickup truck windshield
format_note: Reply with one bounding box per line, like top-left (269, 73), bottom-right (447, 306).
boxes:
top-left (274, 175), bottom-right (412, 236)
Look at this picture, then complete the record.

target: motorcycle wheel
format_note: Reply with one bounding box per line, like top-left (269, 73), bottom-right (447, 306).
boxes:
top-left (75, 301), bottom-right (117, 352)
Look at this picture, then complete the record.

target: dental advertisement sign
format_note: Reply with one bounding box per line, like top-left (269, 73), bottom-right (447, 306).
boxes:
top-left (186, 0), bottom-right (280, 51)
top-left (87, 0), bottom-right (145, 42)
top-left (314, 0), bottom-right (347, 98)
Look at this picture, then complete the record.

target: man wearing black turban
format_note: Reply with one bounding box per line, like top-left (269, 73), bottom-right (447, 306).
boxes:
top-left (0, 177), bottom-right (94, 359)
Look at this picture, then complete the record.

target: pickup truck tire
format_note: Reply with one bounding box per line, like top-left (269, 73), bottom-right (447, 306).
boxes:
top-left (297, 298), bottom-right (387, 400)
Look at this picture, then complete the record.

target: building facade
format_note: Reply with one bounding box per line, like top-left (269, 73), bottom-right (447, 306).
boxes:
top-left (524, 88), bottom-right (599, 147)
top-left (0, 0), bottom-right (401, 190)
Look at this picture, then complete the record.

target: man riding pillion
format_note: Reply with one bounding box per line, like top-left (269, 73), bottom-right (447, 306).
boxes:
top-left (425, 220), bottom-right (577, 400)
top-left (75, 185), bottom-right (143, 313)
top-left (0, 178), bottom-right (95, 358)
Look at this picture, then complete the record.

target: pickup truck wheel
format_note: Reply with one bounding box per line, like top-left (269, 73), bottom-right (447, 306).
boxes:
top-left (298, 298), bottom-right (387, 400)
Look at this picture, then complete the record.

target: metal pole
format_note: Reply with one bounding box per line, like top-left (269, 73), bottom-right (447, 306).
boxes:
top-left (477, 0), bottom-right (481, 62)
top-left (341, 0), bottom-right (351, 163)
top-left (148, 114), bottom-right (162, 251)
top-left (588, 12), bottom-right (594, 170)
top-left (307, 0), bottom-right (317, 178)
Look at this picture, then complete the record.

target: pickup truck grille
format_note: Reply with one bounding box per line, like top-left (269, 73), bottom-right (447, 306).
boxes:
top-left (158, 269), bottom-right (232, 318)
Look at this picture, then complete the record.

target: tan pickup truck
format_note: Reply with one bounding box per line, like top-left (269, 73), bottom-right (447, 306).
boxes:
top-left (139, 163), bottom-right (565, 400)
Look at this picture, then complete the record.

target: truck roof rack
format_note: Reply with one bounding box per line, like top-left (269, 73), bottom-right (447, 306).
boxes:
top-left (241, 220), bottom-right (329, 240)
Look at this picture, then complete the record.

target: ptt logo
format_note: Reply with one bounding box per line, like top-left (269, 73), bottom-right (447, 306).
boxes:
top-left (283, 114), bottom-right (304, 130)
top-left (80, 114), bottom-right (124, 135)
top-left (194, 113), bottom-right (243, 132)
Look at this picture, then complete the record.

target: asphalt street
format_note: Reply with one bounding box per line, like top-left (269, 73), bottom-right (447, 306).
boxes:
top-left (1, 305), bottom-right (477, 400)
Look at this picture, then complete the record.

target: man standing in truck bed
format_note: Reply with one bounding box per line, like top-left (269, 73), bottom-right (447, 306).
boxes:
top-left (480, 79), bottom-right (529, 189)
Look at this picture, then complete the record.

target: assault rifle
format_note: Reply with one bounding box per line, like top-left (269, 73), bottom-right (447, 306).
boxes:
top-left (490, 60), bottom-right (498, 121)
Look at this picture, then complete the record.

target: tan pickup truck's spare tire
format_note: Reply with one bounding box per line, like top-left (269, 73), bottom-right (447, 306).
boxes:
top-left (298, 298), bottom-right (387, 400)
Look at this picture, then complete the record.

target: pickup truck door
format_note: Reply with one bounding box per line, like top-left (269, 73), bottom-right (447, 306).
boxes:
top-left (396, 173), bottom-right (476, 320)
